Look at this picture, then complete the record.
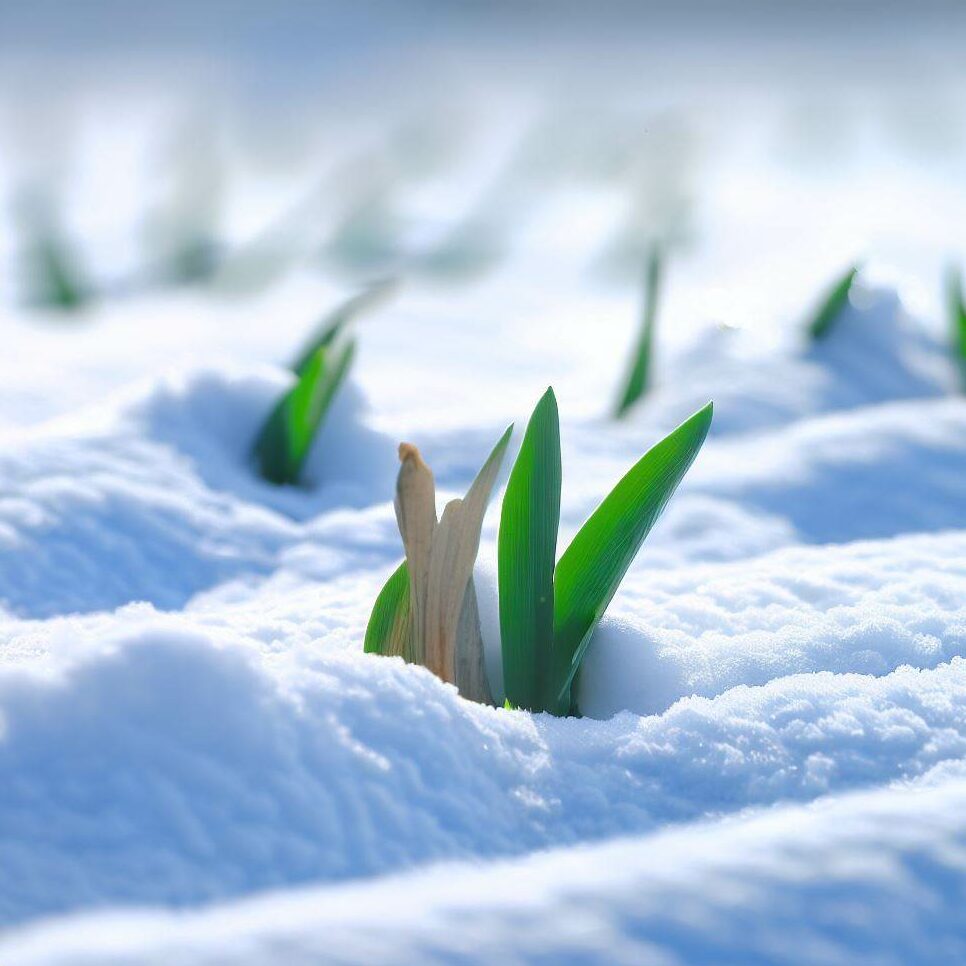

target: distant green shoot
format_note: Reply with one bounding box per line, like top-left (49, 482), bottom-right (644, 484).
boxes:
top-left (29, 234), bottom-right (88, 311)
top-left (16, 190), bottom-right (89, 312)
top-left (614, 246), bottom-right (663, 417)
top-left (500, 390), bottom-right (712, 715)
top-left (946, 266), bottom-right (966, 390)
top-left (253, 337), bottom-right (355, 486)
top-left (253, 284), bottom-right (396, 485)
top-left (806, 265), bottom-right (860, 341)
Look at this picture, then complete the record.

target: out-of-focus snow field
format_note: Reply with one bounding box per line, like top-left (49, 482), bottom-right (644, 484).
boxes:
top-left (1, 22), bottom-right (966, 960)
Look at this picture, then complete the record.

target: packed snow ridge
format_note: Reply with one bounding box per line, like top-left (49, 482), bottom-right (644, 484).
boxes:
top-left (0, 272), bottom-right (962, 963)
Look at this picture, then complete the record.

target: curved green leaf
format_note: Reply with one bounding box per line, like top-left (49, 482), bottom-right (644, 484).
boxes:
top-left (552, 401), bottom-right (713, 702)
top-left (498, 388), bottom-right (561, 711)
top-left (615, 245), bottom-right (662, 418)
top-left (364, 560), bottom-right (412, 658)
top-left (807, 265), bottom-right (859, 341)
top-left (947, 266), bottom-right (966, 390)
top-left (254, 339), bottom-right (355, 485)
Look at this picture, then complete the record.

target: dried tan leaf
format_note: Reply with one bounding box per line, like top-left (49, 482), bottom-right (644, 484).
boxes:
top-left (455, 579), bottom-right (494, 704)
top-left (394, 443), bottom-right (437, 665)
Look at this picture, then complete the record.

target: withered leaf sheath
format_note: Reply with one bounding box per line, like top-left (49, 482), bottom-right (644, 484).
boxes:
top-left (366, 426), bottom-right (513, 704)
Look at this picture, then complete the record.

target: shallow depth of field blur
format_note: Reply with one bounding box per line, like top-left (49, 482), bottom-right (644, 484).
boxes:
top-left (1, 4), bottom-right (965, 963)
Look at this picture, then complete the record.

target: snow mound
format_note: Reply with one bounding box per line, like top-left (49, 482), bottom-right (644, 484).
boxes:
top-left (0, 366), bottom-right (396, 618)
top-left (0, 362), bottom-right (962, 621)
top-left (4, 767), bottom-right (965, 965)
top-left (2, 611), bottom-right (966, 925)
top-left (636, 287), bottom-right (954, 437)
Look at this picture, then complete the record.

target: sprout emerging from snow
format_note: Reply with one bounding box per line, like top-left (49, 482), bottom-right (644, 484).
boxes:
top-left (946, 266), bottom-right (966, 390)
top-left (806, 265), bottom-right (860, 341)
top-left (500, 389), bottom-right (712, 715)
top-left (367, 388), bottom-right (713, 717)
top-left (614, 245), bottom-right (663, 418)
top-left (252, 282), bottom-right (395, 486)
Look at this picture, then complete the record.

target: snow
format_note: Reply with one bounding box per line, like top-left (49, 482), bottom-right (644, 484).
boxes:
top-left (4, 766), bottom-right (966, 965)
top-left (0, 39), bottom-right (965, 962)
top-left (3, 617), bottom-right (966, 929)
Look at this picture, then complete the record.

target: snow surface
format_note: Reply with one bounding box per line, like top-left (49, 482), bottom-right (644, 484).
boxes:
top-left (4, 766), bottom-right (966, 965)
top-left (1, 68), bottom-right (965, 961)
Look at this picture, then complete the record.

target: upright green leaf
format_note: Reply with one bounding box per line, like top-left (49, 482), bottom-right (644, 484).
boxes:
top-left (364, 560), bottom-right (412, 658)
top-left (552, 401), bottom-right (713, 702)
top-left (29, 235), bottom-right (88, 311)
top-left (291, 279), bottom-right (396, 375)
top-left (807, 265), bottom-right (859, 341)
top-left (254, 339), bottom-right (355, 485)
top-left (614, 246), bottom-right (663, 418)
top-left (947, 266), bottom-right (966, 390)
top-left (498, 388), bottom-right (561, 711)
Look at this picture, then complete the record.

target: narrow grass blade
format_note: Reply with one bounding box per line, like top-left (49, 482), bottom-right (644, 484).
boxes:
top-left (615, 246), bottom-right (663, 418)
top-left (31, 235), bottom-right (87, 310)
top-left (290, 278), bottom-right (397, 375)
top-left (553, 401), bottom-right (713, 702)
top-left (498, 388), bottom-right (561, 711)
top-left (254, 339), bottom-right (355, 485)
top-left (806, 265), bottom-right (859, 341)
top-left (364, 560), bottom-right (412, 658)
top-left (947, 266), bottom-right (966, 390)
top-left (424, 424), bottom-right (513, 682)
top-left (17, 190), bottom-right (89, 311)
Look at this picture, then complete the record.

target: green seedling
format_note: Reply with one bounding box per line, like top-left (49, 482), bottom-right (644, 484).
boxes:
top-left (366, 388), bottom-right (713, 717)
top-left (614, 246), bottom-right (663, 418)
top-left (28, 233), bottom-right (88, 310)
top-left (252, 283), bottom-right (396, 485)
top-left (253, 338), bottom-right (355, 486)
top-left (500, 389), bottom-right (712, 715)
top-left (806, 265), bottom-right (860, 341)
top-left (365, 426), bottom-right (514, 704)
top-left (16, 189), bottom-right (89, 311)
top-left (946, 266), bottom-right (966, 390)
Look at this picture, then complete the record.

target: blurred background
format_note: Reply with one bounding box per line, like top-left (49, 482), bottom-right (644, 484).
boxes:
top-left (2, 0), bottom-right (965, 407)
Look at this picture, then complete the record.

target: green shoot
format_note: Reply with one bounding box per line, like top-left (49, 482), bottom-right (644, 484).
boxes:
top-left (16, 189), bottom-right (89, 311)
top-left (500, 391), bottom-right (712, 715)
top-left (498, 388), bottom-right (560, 712)
top-left (947, 266), bottom-right (966, 390)
top-left (253, 339), bottom-right (355, 486)
top-left (29, 234), bottom-right (88, 311)
top-left (290, 279), bottom-right (396, 375)
top-left (614, 246), bottom-right (663, 417)
top-left (806, 265), bottom-right (860, 341)
top-left (365, 391), bottom-right (711, 716)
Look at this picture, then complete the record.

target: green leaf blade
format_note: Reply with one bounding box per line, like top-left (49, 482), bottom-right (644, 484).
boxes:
top-left (615, 246), bottom-right (663, 418)
top-left (552, 401), bottom-right (713, 701)
top-left (498, 388), bottom-right (561, 712)
top-left (947, 266), bottom-right (966, 390)
top-left (254, 339), bottom-right (355, 485)
top-left (364, 560), bottom-right (413, 658)
top-left (807, 265), bottom-right (859, 341)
